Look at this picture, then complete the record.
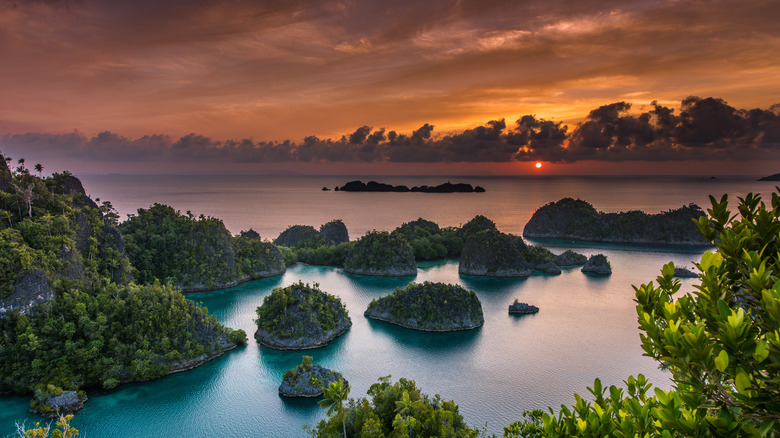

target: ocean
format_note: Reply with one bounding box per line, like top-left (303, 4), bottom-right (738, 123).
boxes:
top-left (0, 174), bottom-right (770, 437)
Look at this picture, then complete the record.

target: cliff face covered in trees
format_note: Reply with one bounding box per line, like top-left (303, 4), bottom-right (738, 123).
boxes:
top-left (343, 231), bottom-right (417, 276)
top-left (523, 197), bottom-right (709, 245)
top-left (254, 282), bottom-right (351, 349)
top-left (0, 154), bottom-right (246, 403)
top-left (365, 282), bottom-right (484, 331)
top-left (120, 204), bottom-right (285, 291)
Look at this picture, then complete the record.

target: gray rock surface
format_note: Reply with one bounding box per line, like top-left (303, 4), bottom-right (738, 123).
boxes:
top-left (279, 364), bottom-right (347, 398)
top-left (582, 254), bottom-right (612, 275)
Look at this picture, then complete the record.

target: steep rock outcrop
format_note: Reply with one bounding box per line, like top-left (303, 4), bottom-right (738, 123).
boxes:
top-left (555, 250), bottom-right (588, 266)
top-left (582, 254), bottom-right (612, 275)
top-left (364, 282), bottom-right (484, 331)
top-left (279, 357), bottom-right (347, 398)
top-left (254, 282), bottom-right (351, 350)
top-left (274, 225), bottom-right (325, 248)
top-left (459, 229), bottom-right (530, 277)
top-left (319, 219), bottom-right (349, 245)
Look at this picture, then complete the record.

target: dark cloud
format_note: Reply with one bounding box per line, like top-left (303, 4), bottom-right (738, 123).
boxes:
top-left (2, 97), bottom-right (779, 165)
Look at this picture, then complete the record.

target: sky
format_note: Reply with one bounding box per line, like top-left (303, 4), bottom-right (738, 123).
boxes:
top-left (0, 0), bottom-right (779, 175)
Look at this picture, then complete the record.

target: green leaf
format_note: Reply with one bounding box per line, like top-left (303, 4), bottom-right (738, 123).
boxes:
top-left (661, 262), bottom-right (675, 278)
top-left (735, 372), bottom-right (752, 395)
top-left (714, 350), bottom-right (729, 372)
top-left (753, 341), bottom-right (769, 363)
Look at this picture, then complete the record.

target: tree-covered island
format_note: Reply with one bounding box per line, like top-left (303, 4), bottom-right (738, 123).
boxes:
top-left (279, 355), bottom-right (347, 398)
top-left (343, 231), bottom-right (417, 276)
top-left (254, 281), bottom-right (351, 349)
top-left (0, 154), bottom-right (247, 416)
top-left (459, 229), bottom-right (583, 277)
top-left (120, 204), bottom-right (285, 292)
top-left (364, 282), bottom-right (484, 331)
top-left (523, 197), bottom-right (710, 245)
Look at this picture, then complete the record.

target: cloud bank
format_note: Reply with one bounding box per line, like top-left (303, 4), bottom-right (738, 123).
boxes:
top-left (2, 97), bottom-right (778, 165)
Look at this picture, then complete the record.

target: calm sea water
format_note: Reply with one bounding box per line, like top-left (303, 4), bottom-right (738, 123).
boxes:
top-left (1, 175), bottom-right (771, 437)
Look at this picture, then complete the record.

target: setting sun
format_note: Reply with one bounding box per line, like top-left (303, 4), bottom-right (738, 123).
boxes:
top-left (535, 162), bottom-right (542, 169)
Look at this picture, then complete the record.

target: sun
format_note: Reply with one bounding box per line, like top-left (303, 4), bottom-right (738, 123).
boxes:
top-left (535, 162), bottom-right (542, 169)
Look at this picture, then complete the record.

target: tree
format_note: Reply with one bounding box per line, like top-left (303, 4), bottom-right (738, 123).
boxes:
top-left (34, 164), bottom-right (43, 177)
top-left (512, 192), bottom-right (780, 437)
top-left (319, 378), bottom-right (351, 438)
top-left (395, 390), bottom-right (423, 437)
top-left (15, 414), bottom-right (78, 438)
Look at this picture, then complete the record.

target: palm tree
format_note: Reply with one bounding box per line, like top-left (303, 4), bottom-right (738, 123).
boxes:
top-left (34, 163), bottom-right (43, 177)
top-left (395, 390), bottom-right (422, 437)
top-left (319, 379), bottom-right (350, 438)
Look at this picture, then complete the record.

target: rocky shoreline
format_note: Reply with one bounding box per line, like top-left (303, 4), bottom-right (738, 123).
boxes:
top-left (364, 312), bottom-right (484, 332)
top-left (255, 323), bottom-right (351, 350)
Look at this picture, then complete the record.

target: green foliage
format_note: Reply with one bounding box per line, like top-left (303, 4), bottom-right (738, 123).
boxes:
top-left (16, 414), bottom-right (79, 438)
top-left (514, 193), bottom-right (780, 437)
top-left (344, 231), bottom-right (416, 274)
top-left (0, 279), bottom-right (246, 394)
top-left (391, 219), bottom-right (463, 261)
top-left (119, 203), bottom-right (284, 289)
top-left (314, 376), bottom-right (478, 438)
top-left (274, 225), bottom-right (327, 249)
top-left (365, 282), bottom-right (484, 330)
top-left (457, 215), bottom-right (497, 242)
top-left (296, 241), bottom-right (356, 267)
top-left (255, 281), bottom-right (350, 341)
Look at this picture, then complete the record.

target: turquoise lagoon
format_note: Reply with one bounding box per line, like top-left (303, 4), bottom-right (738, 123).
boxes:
top-left (1, 174), bottom-right (769, 436)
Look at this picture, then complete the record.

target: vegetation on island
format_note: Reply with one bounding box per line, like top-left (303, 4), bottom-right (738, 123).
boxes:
top-left (274, 225), bottom-right (327, 249)
top-left (119, 204), bottom-right (285, 291)
top-left (0, 155), bottom-right (247, 414)
top-left (279, 356), bottom-right (347, 398)
top-left (581, 253), bottom-right (612, 275)
top-left (275, 219), bottom-right (352, 267)
top-left (509, 193), bottom-right (780, 437)
top-left (364, 282), bottom-right (484, 331)
top-left (459, 229), bottom-right (563, 277)
top-left (343, 231), bottom-right (417, 276)
top-left (523, 197), bottom-right (710, 245)
top-left (313, 376), bottom-right (478, 437)
top-left (254, 281), bottom-right (351, 349)
top-left (391, 218), bottom-right (464, 261)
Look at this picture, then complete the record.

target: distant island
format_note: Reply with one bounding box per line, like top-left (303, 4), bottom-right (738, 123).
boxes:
top-left (334, 180), bottom-right (485, 193)
top-left (523, 197), bottom-right (710, 245)
top-left (364, 282), bottom-right (484, 331)
top-left (757, 173), bottom-right (780, 181)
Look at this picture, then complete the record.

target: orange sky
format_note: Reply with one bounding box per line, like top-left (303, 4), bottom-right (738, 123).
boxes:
top-left (0, 0), bottom-right (778, 174)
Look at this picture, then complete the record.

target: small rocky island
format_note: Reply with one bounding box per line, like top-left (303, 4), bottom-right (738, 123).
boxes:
top-left (255, 282), bottom-right (351, 349)
top-left (279, 356), bottom-right (347, 398)
top-left (30, 388), bottom-right (88, 418)
top-left (508, 300), bottom-right (539, 315)
top-left (556, 250), bottom-right (588, 266)
top-left (337, 180), bottom-right (485, 193)
top-left (523, 197), bottom-right (710, 245)
top-left (274, 219), bottom-right (349, 249)
top-left (364, 282), bottom-right (484, 331)
top-left (673, 267), bottom-right (698, 278)
top-left (581, 254), bottom-right (612, 275)
top-left (343, 231), bottom-right (417, 276)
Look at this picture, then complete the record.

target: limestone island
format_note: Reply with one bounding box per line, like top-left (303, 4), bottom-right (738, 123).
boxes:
top-left (0, 155), bottom-right (247, 414)
top-left (581, 254), bottom-right (612, 275)
top-left (30, 388), bottom-right (88, 418)
top-left (279, 356), bottom-right (347, 398)
top-left (337, 180), bottom-right (485, 193)
top-left (459, 229), bottom-right (587, 277)
top-left (758, 173), bottom-right (780, 181)
top-left (343, 231), bottom-right (417, 276)
top-left (254, 282), bottom-right (351, 350)
top-left (523, 197), bottom-right (710, 245)
top-left (508, 299), bottom-right (539, 315)
top-left (556, 249), bottom-right (588, 266)
top-left (274, 220), bottom-right (349, 249)
top-left (120, 204), bottom-right (286, 292)
top-left (364, 282), bottom-right (484, 331)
